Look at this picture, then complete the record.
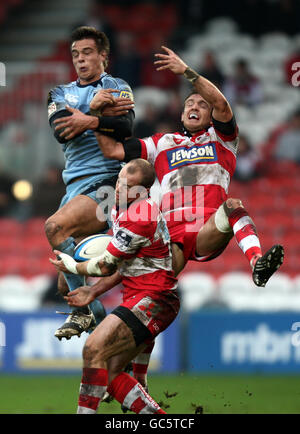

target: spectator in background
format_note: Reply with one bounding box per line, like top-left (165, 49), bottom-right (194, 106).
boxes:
top-left (31, 165), bottom-right (65, 218)
top-left (154, 120), bottom-right (177, 134)
top-left (223, 58), bottom-right (263, 107)
top-left (199, 51), bottom-right (225, 90)
top-left (273, 108), bottom-right (300, 163)
top-left (134, 103), bottom-right (160, 137)
top-left (73, 1), bottom-right (115, 53)
top-left (109, 32), bottom-right (141, 89)
top-left (0, 168), bottom-right (17, 217)
top-left (140, 34), bottom-right (180, 90)
top-left (234, 134), bottom-right (261, 182)
top-left (162, 90), bottom-right (183, 131)
top-left (284, 48), bottom-right (300, 86)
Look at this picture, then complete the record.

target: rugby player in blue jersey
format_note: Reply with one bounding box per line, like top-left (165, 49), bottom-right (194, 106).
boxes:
top-left (45, 26), bottom-right (135, 340)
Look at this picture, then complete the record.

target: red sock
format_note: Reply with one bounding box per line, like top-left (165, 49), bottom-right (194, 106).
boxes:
top-left (228, 207), bottom-right (262, 267)
top-left (77, 367), bottom-right (108, 414)
top-left (107, 372), bottom-right (166, 414)
top-left (132, 341), bottom-right (154, 389)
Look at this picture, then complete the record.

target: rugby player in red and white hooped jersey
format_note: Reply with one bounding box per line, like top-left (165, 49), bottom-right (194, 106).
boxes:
top-left (50, 159), bottom-right (179, 414)
top-left (93, 46), bottom-right (284, 288)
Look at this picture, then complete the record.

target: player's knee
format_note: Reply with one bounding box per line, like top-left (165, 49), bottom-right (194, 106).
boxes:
top-left (107, 359), bottom-right (125, 383)
top-left (224, 197), bottom-right (244, 216)
top-left (45, 218), bottom-right (62, 243)
top-left (82, 341), bottom-right (101, 365)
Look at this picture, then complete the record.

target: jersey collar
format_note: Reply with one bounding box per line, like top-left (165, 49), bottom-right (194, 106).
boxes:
top-left (76, 72), bottom-right (107, 88)
top-left (182, 123), bottom-right (210, 140)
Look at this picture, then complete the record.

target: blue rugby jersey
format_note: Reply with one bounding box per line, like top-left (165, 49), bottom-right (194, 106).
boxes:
top-left (48, 72), bottom-right (133, 185)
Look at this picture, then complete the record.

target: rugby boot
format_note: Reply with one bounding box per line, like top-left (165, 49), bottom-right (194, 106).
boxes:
top-left (252, 244), bottom-right (284, 287)
top-left (54, 306), bottom-right (96, 340)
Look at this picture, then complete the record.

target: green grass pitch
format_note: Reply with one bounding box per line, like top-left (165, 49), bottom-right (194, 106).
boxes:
top-left (0, 374), bottom-right (300, 414)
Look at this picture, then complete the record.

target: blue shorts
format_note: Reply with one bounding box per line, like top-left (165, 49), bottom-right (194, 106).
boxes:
top-left (59, 174), bottom-right (118, 226)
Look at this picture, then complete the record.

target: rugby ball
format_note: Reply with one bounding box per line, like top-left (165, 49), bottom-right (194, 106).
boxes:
top-left (74, 234), bottom-right (112, 262)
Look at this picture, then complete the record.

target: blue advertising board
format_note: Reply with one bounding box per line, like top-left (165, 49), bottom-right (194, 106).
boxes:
top-left (187, 311), bottom-right (300, 373)
top-left (0, 311), bottom-right (180, 374)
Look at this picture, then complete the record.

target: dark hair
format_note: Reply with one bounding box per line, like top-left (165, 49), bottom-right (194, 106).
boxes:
top-left (126, 159), bottom-right (156, 189)
top-left (70, 26), bottom-right (110, 68)
top-left (183, 90), bottom-right (199, 105)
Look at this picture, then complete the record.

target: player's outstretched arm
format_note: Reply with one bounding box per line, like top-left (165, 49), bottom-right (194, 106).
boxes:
top-left (64, 271), bottom-right (123, 307)
top-left (154, 46), bottom-right (233, 122)
top-left (50, 250), bottom-right (119, 277)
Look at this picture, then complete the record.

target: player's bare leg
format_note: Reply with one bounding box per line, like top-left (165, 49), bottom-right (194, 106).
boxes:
top-left (77, 314), bottom-right (166, 414)
top-left (115, 340), bottom-right (154, 413)
top-left (196, 198), bottom-right (284, 286)
top-left (45, 194), bottom-right (107, 339)
top-left (57, 271), bottom-right (69, 297)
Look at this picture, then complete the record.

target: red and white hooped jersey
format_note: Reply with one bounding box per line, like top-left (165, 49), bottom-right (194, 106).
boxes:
top-left (107, 198), bottom-right (177, 295)
top-left (139, 125), bottom-right (238, 212)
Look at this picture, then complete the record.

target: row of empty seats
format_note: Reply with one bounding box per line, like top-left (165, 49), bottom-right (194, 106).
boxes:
top-left (1, 272), bottom-right (300, 313)
top-left (179, 272), bottom-right (300, 312)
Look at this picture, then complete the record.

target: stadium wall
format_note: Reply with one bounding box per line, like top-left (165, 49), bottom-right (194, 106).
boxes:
top-left (0, 311), bottom-right (180, 374)
top-left (2, 310), bottom-right (300, 374)
top-left (187, 312), bottom-right (300, 373)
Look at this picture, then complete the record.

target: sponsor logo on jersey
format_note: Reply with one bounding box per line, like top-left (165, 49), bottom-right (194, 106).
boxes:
top-left (167, 143), bottom-right (217, 169)
top-left (114, 230), bottom-right (133, 248)
top-left (65, 93), bottom-right (79, 105)
top-left (47, 102), bottom-right (57, 118)
top-left (119, 90), bottom-right (134, 101)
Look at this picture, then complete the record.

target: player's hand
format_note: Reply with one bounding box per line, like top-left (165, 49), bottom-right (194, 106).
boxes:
top-left (53, 106), bottom-right (96, 140)
top-left (64, 286), bottom-right (95, 307)
top-left (90, 88), bottom-right (118, 113)
top-left (154, 45), bottom-right (188, 75)
top-left (49, 250), bottom-right (78, 274)
top-left (102, 97), bottom-right (134, 117)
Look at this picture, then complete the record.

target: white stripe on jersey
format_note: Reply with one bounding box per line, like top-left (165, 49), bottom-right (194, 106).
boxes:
top-left (119, 255), bottom-right (173, 277)
top-left (142, 136), bottom-right (158, 165)
top-left (111, 225), bottom-right (151, 254)
top-left (208, 126), bottom-right (238, 156)
top-left (160, 162), bottom-right (231, 194)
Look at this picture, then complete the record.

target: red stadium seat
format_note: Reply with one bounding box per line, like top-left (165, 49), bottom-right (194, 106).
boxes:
top-left (0, 235), bottom-right (19, 254)
top-left (281, 231), bottom-right (300, 253)
top-left (0, 218), bottom-right (23, 235)
top-left (21, 236), bottom-right (51, 256)
top-left (24, 218), bottom-right (46, 236)
top-left (245, 193), bottom-right (281, 215)
top-left (263, 212), bottom-right (294, 231)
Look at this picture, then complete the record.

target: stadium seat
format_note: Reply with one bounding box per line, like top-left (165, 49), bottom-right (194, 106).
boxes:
top-left (0, 218), bottom-right (23, 235)
top-left (205, 17), bottom-right (238, 34)
top-left (262, 272), bottom-right (293, 293)
top-left (21, 235), bottom-right (51, 256)
top-left (0, 275), bottom-right (41, 311)
top-left (25, 218), bottom-right (46, 236)
top-left (218, 271), bottom-right (260, 311)
top-left (0, 235), bottom-right (19, 254)
top-left (263, 212), bottom-right (294, 231)
top-left (178, 272), bottom-right (216, 311)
